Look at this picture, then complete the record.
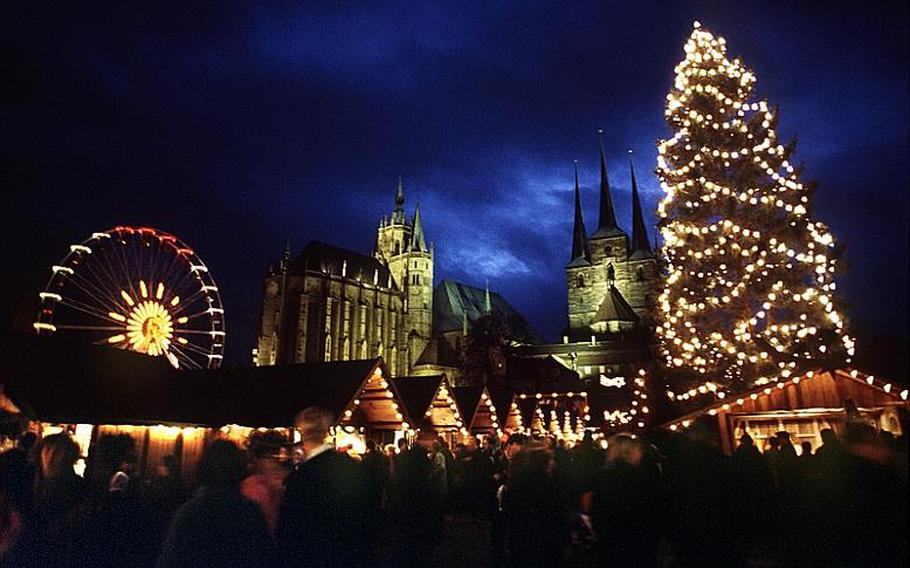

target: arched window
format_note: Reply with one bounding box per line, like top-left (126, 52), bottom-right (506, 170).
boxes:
top-left (636, 267), bottom-right (644, 281)
top-left (604, 245), bottom-right (613, 256)
top-left (576, 274), bottom-right (585, 288)
top-left (393, 242), bottom-right (400, 255)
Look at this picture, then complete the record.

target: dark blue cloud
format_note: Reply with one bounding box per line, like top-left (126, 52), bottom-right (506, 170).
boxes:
top-left (4, 1), bottom-right (907, 374)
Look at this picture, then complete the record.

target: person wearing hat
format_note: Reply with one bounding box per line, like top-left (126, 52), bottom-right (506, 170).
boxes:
top-left (241, 430), bottom-right (290, 537)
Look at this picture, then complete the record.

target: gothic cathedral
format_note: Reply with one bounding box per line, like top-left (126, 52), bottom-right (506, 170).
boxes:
top-left (254, 179), bottom-right (433, 376)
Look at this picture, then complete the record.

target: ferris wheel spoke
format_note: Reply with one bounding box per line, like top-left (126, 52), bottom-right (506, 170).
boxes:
top-left (37, 227), bottom-right (224, 370)
top-left (166, 260), bottom-right (201, 302)
top-left (111, 238), bottom-right (141, 302)
top-left (55, 325), bottom-right (126, 332)
top-left (168, 345), bottom-right (203, 369)
top-left (70, 266), bottom-right (131, 315)
top-left (175, 340), bottom-right (214, 357)
top-left (58, 298), bottom-right (126, 324)
top-left (170, 289), bottom-right (207, 315)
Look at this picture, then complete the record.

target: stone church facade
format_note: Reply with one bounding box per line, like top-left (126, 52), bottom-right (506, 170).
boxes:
top-left (514, 142), bottom-right (659, 383)
top-left (254, 179), bottom-right (433, 376)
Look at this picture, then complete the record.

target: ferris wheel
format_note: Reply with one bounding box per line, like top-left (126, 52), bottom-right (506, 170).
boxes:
top-left (34, 226), bottom-right (225, 369)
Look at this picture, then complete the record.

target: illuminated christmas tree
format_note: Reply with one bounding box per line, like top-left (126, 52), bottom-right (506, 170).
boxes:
top-left (655, 22), bottom-right (854, 388)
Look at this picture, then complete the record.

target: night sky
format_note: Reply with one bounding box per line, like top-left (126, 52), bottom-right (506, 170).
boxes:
top-left (4, 2), bottom-right (908, 375)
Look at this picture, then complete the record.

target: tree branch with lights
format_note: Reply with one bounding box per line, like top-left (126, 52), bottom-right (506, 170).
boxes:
top-left (655, 22), bottom-right (854, 390)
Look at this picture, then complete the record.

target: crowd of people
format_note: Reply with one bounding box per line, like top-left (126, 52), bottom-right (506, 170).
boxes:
top-left (0, 410), bottom-right (907, 568)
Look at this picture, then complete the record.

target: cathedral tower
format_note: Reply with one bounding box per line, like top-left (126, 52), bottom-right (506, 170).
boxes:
top-left (375, 178), bottom-right (434, 373)
top-left (565, 139), bottom-right (659, 338)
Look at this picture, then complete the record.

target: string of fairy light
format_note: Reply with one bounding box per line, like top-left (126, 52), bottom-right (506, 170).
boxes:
top-left (655, 21), bottom-right (854, 385)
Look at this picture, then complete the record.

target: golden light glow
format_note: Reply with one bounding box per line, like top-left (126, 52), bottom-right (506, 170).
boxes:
top-left (126, 300), bottom-right (174, 356)
top-left (655, 22), bottom-right (853, 386)
top-left (105, 281), bottom-right (187, 367)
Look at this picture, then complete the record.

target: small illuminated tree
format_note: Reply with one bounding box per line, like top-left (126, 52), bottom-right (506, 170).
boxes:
top-left (655, 22), bottom-right (854, 388)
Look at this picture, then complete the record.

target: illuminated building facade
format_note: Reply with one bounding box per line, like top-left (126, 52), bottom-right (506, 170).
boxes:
top-left (255, 179), bottom-right (432, 376)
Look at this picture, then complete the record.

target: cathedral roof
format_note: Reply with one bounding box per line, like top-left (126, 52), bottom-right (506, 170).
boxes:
top-left (292, 241), bottom-right (397, 290)
top-left (434, 280), bottom-right (542, 343)
top-left (414, 335), bottom-right (461, 369)
top-left (593, 285), bottom-right (640, 324)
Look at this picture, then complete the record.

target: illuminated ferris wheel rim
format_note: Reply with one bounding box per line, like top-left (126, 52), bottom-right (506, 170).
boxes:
top-left (34, 226), bottom-right (226, 369)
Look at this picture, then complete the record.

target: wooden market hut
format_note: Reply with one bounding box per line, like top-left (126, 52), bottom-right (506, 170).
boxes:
top-left (393, 375), bottom-right (466, 444)
top-left (452, 385), bottom-right (501, 439)
top-left (2, 338), bottom-right (409, 481)
top-left (662, 368), bottom-right (910, 454)
top-left (489, 387), bottom-right (525, 434)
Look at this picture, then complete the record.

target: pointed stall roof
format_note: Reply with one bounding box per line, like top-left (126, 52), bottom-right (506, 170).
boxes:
top-left (594, 286), bottom-right (641, 324)
top-left (452, 386), bottom-right (484, 429)
top-left (591, 132), bottom-right (625, 239)
top-left (568, 164), bottom-right (592, 267)
top-left (629, 160), bottom-right (653, 260)
top-left (392, 375), bottom-right (463, 432)
top-left (409, 202), bottom-right (429, 252)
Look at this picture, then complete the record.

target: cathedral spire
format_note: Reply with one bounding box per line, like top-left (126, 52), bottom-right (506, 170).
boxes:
top-left (392, 176), bottom-right (406, 224)
top-left (409, 201), bottom-right (429, 252)
top-left (629, 158), bottom-right (653, 258)
top-left (483, 280), bottom-right (492, 314)
top-left (591, 129), bottom-right (623, 239)
top-left (568, 162), bottom-right (592, 267)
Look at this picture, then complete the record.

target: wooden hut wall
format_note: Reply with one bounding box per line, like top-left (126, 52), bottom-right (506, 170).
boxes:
top-left (665, 370), bottom-right (909, 454)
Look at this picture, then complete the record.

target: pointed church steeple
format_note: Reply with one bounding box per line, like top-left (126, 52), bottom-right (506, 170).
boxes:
top-left (392, 177), bottom-right (406, 224)
top-left (591, 130), bottom-right (624, 239)
top-left (568, 163), bottom-right (592, 267)
top-left (629, 159), bottom-right (653, 259)
top-left (409, 201), bottom-right (429, 252)
top-left (483, 280), bottom-right (492, 314)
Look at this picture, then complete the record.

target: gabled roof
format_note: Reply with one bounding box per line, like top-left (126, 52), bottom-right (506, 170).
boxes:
top-left (3, 338), bottom-right (391, 429)
top-left (291, 241), bottom-right (396, 289)
top-left (452, 386), bottom-right (484, 428)
top-left (593, 286), bottom-right (640, 324)
top-left (392, 375), bottom-right (445, 426)
top-left (433, 280), bottom-right (542, 343)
